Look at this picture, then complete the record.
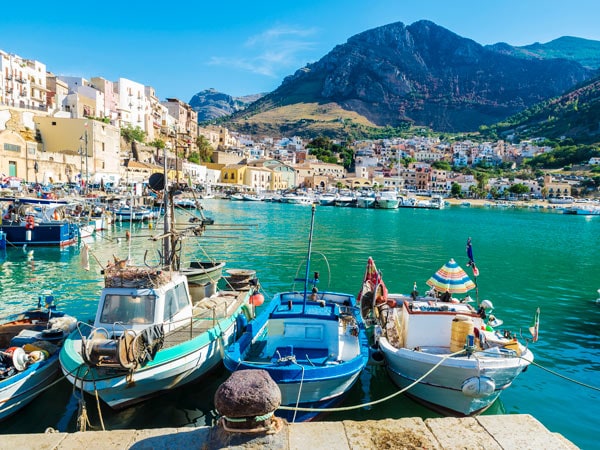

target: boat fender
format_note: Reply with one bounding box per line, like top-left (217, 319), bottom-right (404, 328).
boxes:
top-left (249, 292), bottom-right (264, 306)
top-left (368, 345), bottom-right (385, 366)
top-left (461, 376), bottom-right (496, 398)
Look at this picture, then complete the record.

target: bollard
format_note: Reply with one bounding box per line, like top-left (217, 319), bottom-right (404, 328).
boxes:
top-left (214, 369), bottom-right (283, 434)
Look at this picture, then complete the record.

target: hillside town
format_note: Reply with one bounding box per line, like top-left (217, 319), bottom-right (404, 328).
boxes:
top-left (1, 49), bottom-right (598, 199)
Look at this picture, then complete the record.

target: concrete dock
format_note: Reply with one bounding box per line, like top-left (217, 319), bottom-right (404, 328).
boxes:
top-left (0, 414), bottom-right (578, 449)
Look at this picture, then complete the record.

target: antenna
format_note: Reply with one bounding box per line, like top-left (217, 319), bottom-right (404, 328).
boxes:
top-left (302, 204), bottom-right (317, 313)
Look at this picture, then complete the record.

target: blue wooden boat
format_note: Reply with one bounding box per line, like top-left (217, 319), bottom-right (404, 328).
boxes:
top-left (0, 292), bottom-right (76, 421)
top-left (223, 205), bottom-right (368, 422)
top-left (0, 199), bottom-right (78, 247)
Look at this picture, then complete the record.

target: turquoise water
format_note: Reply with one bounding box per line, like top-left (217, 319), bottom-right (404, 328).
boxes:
top-left (0, 201), bottom-right (598, 448)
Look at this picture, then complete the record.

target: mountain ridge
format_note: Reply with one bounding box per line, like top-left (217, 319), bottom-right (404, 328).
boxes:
top-left (192, 20), bottom-right (599, 137)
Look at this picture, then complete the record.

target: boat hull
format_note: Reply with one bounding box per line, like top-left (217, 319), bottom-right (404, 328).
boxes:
top-left (60, 302), bottom-right (247, 409)
top-left (0, 222), bottom-right (78, 247)
top-left (0, 355), bottom-right (61, 420)
top-left (223, 291), bottom-right (369, 422)
top-left (379, 338), bottom-right (533, 416)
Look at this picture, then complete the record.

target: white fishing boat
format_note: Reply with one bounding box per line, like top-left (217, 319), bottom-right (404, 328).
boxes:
top-left (359, 241), bottom-right (537, 416)
top-left (375, 190), bottom-right (400, 209)
top-left (59, 172), bottom-right (257, 409)
top-left (281, 193), bottom-right (313, 205)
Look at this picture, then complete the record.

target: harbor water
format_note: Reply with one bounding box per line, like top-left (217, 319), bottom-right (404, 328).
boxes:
top-left (0, 200), bottom-right (598, 449)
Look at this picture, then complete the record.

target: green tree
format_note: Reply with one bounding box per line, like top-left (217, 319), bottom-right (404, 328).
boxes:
top-left (432, 160), bottom-right (452, 171)
top-left (509, 183), bottom-right (530, 197)
top-left (450, 182), bottom-right (462, 198)
top-left (121, 125), bottom-right (146, 161)
top-left (196, 135), bottom-right (214, 163)
top-left (121, 125), bottom-right (146, 143)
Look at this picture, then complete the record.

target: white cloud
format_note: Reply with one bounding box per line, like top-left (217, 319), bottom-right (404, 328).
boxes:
top-left (209, 25), bottom-right (318, 77)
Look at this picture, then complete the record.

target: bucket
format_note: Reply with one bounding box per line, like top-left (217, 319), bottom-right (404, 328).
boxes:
top-left (450, 315), bottom-right (474, 352)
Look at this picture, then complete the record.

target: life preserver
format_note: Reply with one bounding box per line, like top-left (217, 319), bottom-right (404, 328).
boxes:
top-left (25, 215), bottom-right (35, 230)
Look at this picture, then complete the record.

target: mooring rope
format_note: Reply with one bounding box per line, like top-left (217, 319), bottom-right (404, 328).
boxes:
top-left (518, 355), bottom-right (600, 391)
top-left (278, 348), bottom-right (466, 413)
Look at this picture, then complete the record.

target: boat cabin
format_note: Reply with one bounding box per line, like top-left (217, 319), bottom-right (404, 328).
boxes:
top-left (95, 270), bottom-right (193, 336)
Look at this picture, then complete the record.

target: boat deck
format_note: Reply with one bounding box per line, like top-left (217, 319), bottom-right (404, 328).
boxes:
top-left (161, 291), bottom-right (244, 349)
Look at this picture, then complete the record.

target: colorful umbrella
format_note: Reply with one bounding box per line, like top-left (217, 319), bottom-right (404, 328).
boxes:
top-left (426, 258), bottom-right (476, 294)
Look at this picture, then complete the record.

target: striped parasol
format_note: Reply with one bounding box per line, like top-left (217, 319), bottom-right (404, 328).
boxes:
top-left (426, 258), bottom-right (476, 294)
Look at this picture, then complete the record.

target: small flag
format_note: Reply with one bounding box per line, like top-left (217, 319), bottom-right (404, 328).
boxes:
top-left (466, 237), bottom-right (480, 277)
top-left (529, 307), bottom-right (540, 342)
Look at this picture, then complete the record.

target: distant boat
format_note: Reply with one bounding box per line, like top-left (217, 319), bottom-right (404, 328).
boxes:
top-left (548, 196), bottom-right (574, 205)
top-left (223, 205), bottom-right (368, 422)
top-left (563, 205), bottom-right (600, 215)
top-left (0, 292), bottom-right (76, 421)
top-left (356, 192), bottom-right (376, 208)
top-left (173, 196), bottom-right (198, 209)
top-left (375, 191), bottom-right (400, 209)
top-left (113, 205), bottom-right (157, 222)
top-left (281, 193), bottom-right (313, 205)
top-left (318, 193), bottom-right (337, 206)
top-left (241, 193), bottom-right (264, 202)
top-left (0, 198), bottom-right (79, 247)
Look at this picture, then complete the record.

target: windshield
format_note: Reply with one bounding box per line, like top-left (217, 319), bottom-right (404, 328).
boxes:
top-left (100, 294), bottom-right (156, 325)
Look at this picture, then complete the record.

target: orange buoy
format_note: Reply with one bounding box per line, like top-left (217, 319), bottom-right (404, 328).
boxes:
top-left (386, 299), bottom-right (397, 308)
top-left (249, 292), bottom-right (264, 306)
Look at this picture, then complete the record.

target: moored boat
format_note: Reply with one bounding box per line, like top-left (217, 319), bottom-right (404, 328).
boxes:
top-left (0, 199), bottom-right (79, 247)
top-left (0, 292), bottom-right (76, 421)
top-left (59, 174), bottom-right (257, 409)
top-left (223, 205), bottom-right (368, 422)
top-left (359, 241), bottom-right (536, 416)
top-left (375, 190), bottom-right (400, 209)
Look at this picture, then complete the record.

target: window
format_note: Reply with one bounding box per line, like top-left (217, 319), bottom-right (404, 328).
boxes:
top-left (163, 282), bottom-right (189, 321)
top-left (4, 143), bottom-right (20, 152)
top-left (100, 294), bottom-right (156, 324)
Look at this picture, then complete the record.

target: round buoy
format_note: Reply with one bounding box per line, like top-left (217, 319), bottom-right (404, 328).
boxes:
top-left (249, 292), bottom-right (264, 306)
top-left (386, 299), bottom-right (397, 308)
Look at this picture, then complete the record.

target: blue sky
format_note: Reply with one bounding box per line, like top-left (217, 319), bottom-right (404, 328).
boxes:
top-left (2, 1), bottom-right (599, 102)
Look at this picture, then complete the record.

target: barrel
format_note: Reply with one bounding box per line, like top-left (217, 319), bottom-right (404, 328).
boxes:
top-left (450, 315), bottom-right (474, 352)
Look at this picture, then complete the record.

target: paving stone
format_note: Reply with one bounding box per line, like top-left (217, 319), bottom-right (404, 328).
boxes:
top-left (476, 414), bottom-right (574, 450)
top-left (343, 418), bottom-right (440, 450)
top-left (289, 422), bottom-right (349, 450)
top-left (425, 417), bottom-right (502, 450)
top-left (0, 431), bottom-right (67, 450)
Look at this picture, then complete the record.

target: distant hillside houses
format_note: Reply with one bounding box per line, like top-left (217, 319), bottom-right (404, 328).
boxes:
top-left (0, 49), bottom-right (587, 198)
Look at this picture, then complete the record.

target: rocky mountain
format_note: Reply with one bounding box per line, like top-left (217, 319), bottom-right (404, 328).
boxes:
top-left (188, 89), bottom-right (264, 122)
top-left (486, 36), bottom-right (600, 70)
top-left (221, 20), bottom-right (597, 135)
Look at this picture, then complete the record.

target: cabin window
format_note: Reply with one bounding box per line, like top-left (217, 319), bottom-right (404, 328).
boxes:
top-left (163, 282), bottom-right (190, 321)
top-left (100, 294), bottom-right (156, 324)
